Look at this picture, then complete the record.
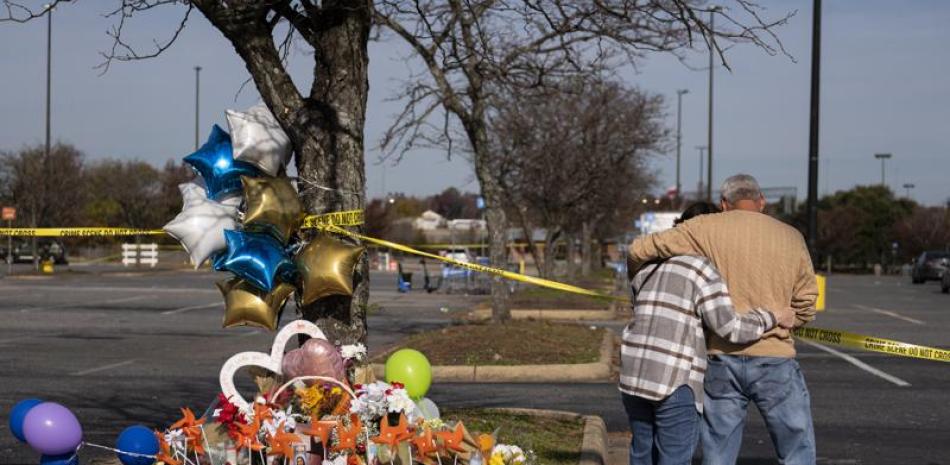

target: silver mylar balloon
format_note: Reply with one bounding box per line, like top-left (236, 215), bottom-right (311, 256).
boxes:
top-left (163, 193), bottom-right (239, 268)
top-left (226, 103), bottom-right (292, 177)
top-left (179, 181), bottom-right (242, 209)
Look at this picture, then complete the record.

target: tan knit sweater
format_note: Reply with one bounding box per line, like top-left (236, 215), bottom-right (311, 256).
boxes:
top-left (628, 210), bottom-right (818, 358)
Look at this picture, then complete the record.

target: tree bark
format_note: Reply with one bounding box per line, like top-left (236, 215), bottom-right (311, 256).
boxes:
top-left (540, 228), bottom-right (560, 279)
top-left (197, 1), bottom-right (371, 344)
top-left (580, 221), bottom-right (593, 276)
top-left (565, 230), bottom-right (578, 280)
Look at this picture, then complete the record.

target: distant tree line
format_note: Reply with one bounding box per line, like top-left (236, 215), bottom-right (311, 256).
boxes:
top-left (0, 143), bottom-right (193, 233)
top-left (786, 185), bottom-right (950, 270)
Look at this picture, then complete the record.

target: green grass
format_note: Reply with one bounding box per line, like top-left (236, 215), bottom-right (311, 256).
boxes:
top-left (378, 321), bottom-right (605, 366)
top-left (444, 409), bottom-right (585, 465)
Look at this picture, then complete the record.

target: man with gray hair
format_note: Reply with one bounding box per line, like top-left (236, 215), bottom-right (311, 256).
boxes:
top-left (628, 173), bottom-right (819, 465)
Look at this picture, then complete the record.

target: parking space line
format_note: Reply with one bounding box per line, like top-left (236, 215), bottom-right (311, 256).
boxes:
top-left (19, 295), bottom-right (152, 313)
top-left (161, 302), bottom-right (222, 315)
top-left (71, 359), bottom-right (137, 376)
top-left (0, 285), bottom-right (218, 294)
top-left (799, 339), bottom-right (911, 387)
top-left (853, 304), bottom-right (925, 325)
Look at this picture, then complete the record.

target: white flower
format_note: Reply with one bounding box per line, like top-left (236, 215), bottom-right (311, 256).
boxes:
top-left (386, 388), bottom-right (416, 417)
top-left (341, 343), bottom-right (367, 361)
top-left (492, 444), bottom-right (526, 465)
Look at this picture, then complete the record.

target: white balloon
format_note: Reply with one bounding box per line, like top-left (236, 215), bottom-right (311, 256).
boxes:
top-left (415, 397), bottom-right (440, 420)
top-left (163, 193), bottom-right (239, 268)
top-left (226, 103), bottom-right (292, 176)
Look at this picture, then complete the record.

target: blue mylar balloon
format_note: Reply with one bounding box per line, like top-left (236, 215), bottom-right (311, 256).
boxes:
top-left (115, 425), bottom-right (159, 465)
top-left (39, 453), bottom-right (78, 465)
top-left (219, 230), bottom-right (295, 291)
top-left (9, 398), bottom-right (43, 442)
top-left (184, 125), bottom-right (259, 200)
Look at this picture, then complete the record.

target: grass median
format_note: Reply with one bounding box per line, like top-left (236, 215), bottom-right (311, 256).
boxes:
top-left (380, 321), bottom-right (606, 366)
top-left (444, 408), bottom-right (585, 465)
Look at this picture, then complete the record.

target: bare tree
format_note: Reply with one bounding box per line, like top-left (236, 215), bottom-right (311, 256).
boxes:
top-left (375, 0), bottom-right (792, 321)
top-left (3, 1), bottom-right (372, 343)
top-left (492, 79), bottom-right (663, 278)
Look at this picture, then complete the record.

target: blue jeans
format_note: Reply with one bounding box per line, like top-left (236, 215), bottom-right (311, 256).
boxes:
top-left (622, 385), bottom-right (699, 465)
top-left (701, 355), bottom-right (816, 465)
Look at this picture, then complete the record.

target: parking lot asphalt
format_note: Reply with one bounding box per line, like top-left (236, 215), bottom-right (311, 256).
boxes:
top-left (0, 267), bottom-right (947, 464)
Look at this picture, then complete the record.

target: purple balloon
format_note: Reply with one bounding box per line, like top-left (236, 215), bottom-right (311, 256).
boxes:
top-left (22, 402), bottom-right (83, 456)
top-left (281, 338), bottom-right (345, 384)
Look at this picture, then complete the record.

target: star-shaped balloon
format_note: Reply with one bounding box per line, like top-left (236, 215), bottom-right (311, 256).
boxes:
top-left (163, 190), bottom-right (239, 268)
top-left (180, 180), bottom-right (242, 208)
top-left (241, 175), bottom-right (303, 243)
top-left (226, 104), bottom-right (292, 177)
top-left (371, 414), bottom-right (412, 449)
top-left (216, 278), bottom-right (295, 330)
top-left (295, 234), bottom-right (365, 306)
top-left (184, 124), bottom-right (259, 200)
top-left (218, 230), bottom-right (296, 292)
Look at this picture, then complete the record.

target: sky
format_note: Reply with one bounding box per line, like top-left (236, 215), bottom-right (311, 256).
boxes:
top-left (0, 1), bottom-right (947, 205)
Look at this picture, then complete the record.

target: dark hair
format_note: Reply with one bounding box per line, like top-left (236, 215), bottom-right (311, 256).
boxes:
top-left (674, 201), bottom-right (720, 226)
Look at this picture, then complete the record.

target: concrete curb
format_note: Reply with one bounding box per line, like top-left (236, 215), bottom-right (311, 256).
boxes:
top-left (469, 307), bottom-right (616, 321)
top-left (372, 331), bottom-right (614, 383)
top-left (478, 408), bottom-right (607, 465)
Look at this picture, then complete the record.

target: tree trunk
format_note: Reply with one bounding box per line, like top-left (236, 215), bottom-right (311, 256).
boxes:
top-left (468, 121), bottom-right (510, 322)
top-left (565, 231), bottom-right (577, 280)
top-left (516, 208), bottom-right (544, 276)
top-left (580, 221), bottom-right (592, 276)
top-left (201, 2), bottom-right (372, 344)
top-left (541, 229), bottom-right (560, 279)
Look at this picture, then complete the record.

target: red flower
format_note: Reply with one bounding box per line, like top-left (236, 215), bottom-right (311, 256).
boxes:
top-left (390, 382), bottom-right (405, 390)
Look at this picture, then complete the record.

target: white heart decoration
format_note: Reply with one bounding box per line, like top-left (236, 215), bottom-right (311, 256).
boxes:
top-left (219, 320), bottom-right (327, 414)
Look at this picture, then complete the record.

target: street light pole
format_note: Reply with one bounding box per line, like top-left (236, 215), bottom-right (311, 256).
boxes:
top-left (194, 66), bottom-right (202, 151)
top-left (705, 7), bottom-right (720, 202)
top-left (806, 0), bottom-right (821, 259)
top-left (696, 146), bottom-right (707, 198)
top-left (874, 153), bottom-right (892, 186)
top-left (36, 4), bottom-right (53, 271)
top-left (902, 183), bottom-right (915, 199)
top-left (675, 89), bottom-right (689, 204)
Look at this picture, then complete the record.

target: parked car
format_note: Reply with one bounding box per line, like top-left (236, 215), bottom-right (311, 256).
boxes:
top-left (911, 250), bottom-right (950, 284)
top-left (4, 239), bottom-right (68, 265)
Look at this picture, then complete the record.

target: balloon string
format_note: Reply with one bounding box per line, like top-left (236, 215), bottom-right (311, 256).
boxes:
top-left (78, 442), bottom-right (155, 460)
top-left (295, 178), bottom-right (363, 198)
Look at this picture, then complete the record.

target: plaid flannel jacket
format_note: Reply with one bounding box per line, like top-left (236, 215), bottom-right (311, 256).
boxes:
top-left (619, 255), bottom-right (777, 412)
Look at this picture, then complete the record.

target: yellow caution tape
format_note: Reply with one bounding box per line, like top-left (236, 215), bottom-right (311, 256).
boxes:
top-left (322, 224), bottom-right (622, 301)
top-left (0, 227), bottom-right (165, 237)
top-left (793, 327), bottom-right (950, 363)
top-left (0, 210), bottom-right (365, 237)
top-left (301, 210), bottom-right (364, 229)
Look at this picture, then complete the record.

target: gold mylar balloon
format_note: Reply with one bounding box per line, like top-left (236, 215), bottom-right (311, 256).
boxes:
top-left (295, 234), bottom-right (365, 306)
top-left (217, 278), bottom-right (295, 330)
top-left (241, 175), bottom-right (303, 243)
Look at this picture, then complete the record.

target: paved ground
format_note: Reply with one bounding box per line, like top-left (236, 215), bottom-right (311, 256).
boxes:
top-left (0, 266), bottom-right (947, 464)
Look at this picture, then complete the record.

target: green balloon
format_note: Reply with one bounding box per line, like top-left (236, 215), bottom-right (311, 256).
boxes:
top-left (385, 348), bottom-right (432, 399)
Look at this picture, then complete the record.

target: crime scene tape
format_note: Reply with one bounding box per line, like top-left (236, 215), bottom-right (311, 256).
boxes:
top-left (301, 209), bottom-right (364, 229)
top-left (320, 224), bottom-right (950, 363)
top-left (322, 224), bottom-right (623, 301)
top-left (0, 211), bottom-right (366, 237)
top-left (0, 227), bottom-right (166, 237)
top-left (793, 327), bottom-right (950, 363)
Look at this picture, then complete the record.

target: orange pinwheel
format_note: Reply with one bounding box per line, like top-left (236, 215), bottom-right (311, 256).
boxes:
top-left (411, 426), bottom-right (439, 460)
top-left (169, 408), bottom-right (207, 454)
top-left (266, 422), bottom-right (301, 459)
top-left (371, 414), bottom-right (412, 448)
top-left (332, 414), bottom-right (362, 452)
top-left (300, 413), bottom-right (337, 446)
top-left (436, 422), bottom-right (467, 453)
top-left (253, 402), bottom-right (274, 425)
top-left (155, 430), bottom-right (182, 465)
top-left (233, 420), bottom-right (265, 452)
